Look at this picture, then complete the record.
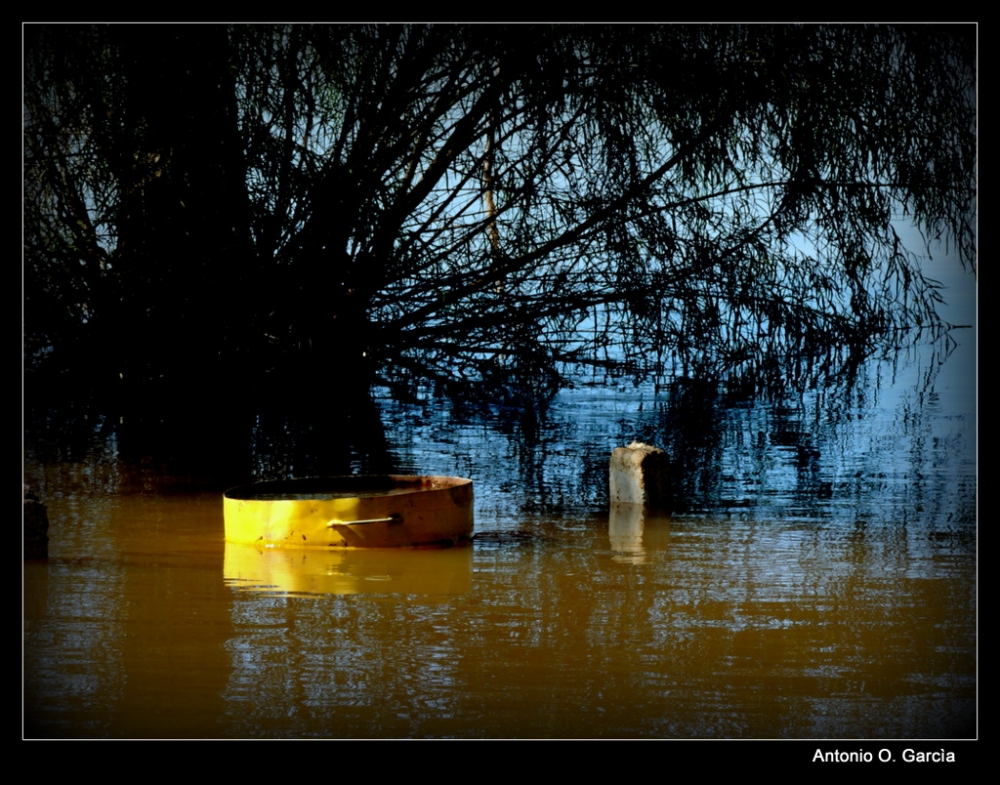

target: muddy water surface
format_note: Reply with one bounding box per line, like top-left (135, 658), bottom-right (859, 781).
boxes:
top-left (23, 341), bottom-right (975, 739)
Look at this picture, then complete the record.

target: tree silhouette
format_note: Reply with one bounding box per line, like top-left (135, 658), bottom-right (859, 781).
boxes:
top-left (23, 24), bottom-right (976, 401)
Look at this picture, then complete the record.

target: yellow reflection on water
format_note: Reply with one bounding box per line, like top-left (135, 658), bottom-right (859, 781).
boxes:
top-left (224, 540), bottom-right (472, 597)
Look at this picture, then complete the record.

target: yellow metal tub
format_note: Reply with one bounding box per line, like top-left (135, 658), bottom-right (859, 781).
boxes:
top-left (224, 475), bottom-right (473, 549)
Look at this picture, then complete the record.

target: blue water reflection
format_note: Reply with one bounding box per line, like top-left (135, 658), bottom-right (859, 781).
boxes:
top-left (24, 332), bottom-right (975, 739)
top-left (371, 335), bottom-right (975, 528)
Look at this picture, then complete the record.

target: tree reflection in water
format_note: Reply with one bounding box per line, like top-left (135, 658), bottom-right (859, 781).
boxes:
top-left (23, 335), bottom-right (975, 739)
top-left (25, 334), bottom-right (973, 527)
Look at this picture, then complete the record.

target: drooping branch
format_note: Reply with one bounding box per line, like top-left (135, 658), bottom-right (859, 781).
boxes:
top-left (24, 23), bottom-right (976, 397)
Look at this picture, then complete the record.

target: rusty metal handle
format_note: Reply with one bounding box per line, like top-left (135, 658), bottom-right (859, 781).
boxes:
top-left (327, 514), bottom-right (402, 527)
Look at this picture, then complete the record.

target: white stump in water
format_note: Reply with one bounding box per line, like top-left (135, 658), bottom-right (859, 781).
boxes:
top-left (609, 441), bottom-right (670, 508)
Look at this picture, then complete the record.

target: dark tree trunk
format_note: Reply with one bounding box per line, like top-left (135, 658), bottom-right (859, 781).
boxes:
top-left (106, 26), bottom-right (256, 392)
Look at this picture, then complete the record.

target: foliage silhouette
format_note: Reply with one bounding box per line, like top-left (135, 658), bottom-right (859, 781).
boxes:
top-left (23, 24), bottom-right (976, 402)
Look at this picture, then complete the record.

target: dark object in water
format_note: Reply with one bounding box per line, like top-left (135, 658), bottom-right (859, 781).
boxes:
top-left (24, 488), bottom-right (49, 560)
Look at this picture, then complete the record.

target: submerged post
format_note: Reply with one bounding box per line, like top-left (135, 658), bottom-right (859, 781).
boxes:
top-left (24, 487), bottom-right (49, 560)
top-left (609, 441), bottom-right (670, 508)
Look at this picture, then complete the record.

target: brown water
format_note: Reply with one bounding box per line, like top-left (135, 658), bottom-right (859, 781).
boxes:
top-left (23, 478), bottom-right (974, 739)
top-left (23, 341), bottom-right (976, 739)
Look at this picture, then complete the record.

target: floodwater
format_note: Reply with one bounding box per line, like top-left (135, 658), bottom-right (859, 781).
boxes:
top-left (23, 339), bottom-right (976, 739)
